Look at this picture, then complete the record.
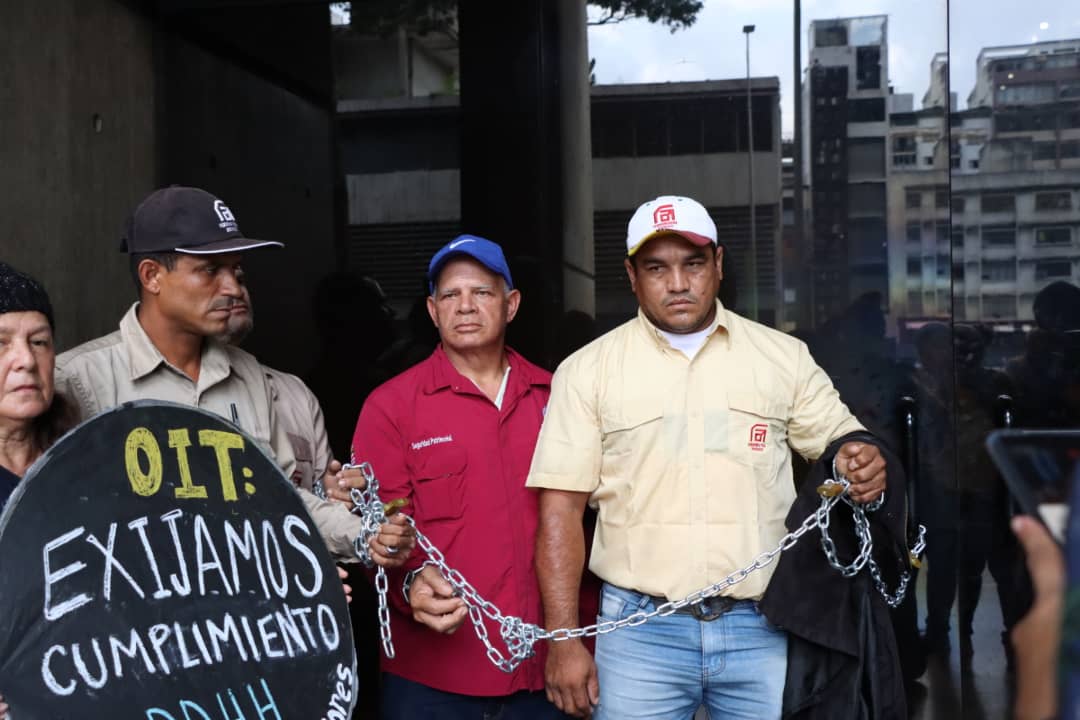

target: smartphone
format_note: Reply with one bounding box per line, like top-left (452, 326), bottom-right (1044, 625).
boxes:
top-left (985, 429), bottom-right (1080, 544)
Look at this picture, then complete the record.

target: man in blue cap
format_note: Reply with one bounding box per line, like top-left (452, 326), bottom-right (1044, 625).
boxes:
top-left (332, 235), bottom-right (572, 718)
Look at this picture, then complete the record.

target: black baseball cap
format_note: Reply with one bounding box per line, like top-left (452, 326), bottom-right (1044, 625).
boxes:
top-left (120, 186), bottom-right (284, 255)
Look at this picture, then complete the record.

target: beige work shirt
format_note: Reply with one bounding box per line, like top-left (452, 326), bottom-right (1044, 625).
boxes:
top-left (526, 301), bottom-right (865, 601)
top-left (265, 367), bottom-right (333, 493)
top-left (56, 303), bottom-right (362, 560)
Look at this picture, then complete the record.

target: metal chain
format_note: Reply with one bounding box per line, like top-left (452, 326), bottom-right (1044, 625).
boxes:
top-left (348, 461), bottom-right (927, 671)
top-left (345, 461), bottom-right (396, 658)
top-left (818, 458), bottom-right (927, 609)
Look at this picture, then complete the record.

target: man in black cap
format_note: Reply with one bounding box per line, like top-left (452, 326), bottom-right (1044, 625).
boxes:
top-left (55, 186), bottom-right (413, 565)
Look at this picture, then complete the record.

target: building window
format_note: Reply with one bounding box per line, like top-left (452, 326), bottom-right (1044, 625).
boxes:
top-left (996, 110), bottom-right (1057, 133)
top-left (907, 291), bottom-right (923, 315)
top-left (982, 194), bottom-right (1016, 213)
top-left (1036, 227), bottom-right (1072, 245)
top-left (1035, 191), bottom-right (1072, 211)
top-left (981, 261), bottom-right (1016, 282)
top-left (935, 190), bottom-right (949, 209)
top-left (856, 46), bottom-right (882, 90)
top-left (923, 156), bottom-right (934, 166)
top-left (952, 196), bottom-right (966, 213)
top-left (906, 191), bottom-right (922, 210)
top-left (907, 258), bottom-right (922, 276)
top-left (983, 295), bottom-right (1017, 319)
top-left (982, 225), bottom-right (1016, 247)
top-left (951, 225), bottom-right (965, 247)
top-left (1035, 260), bottom-right (1073, 280)
top-left (936, 254), bottom-right (950, 277)
top-left (996, 83), bottom-right (1057, 106)
top-left (814, 21), bottom-right (847, 48)
top-left (1062, 140), bottom-right (1080, 159)
top-left (849, 98), bottom-right (885, 123)
top-left (892, 135), bottom-right (916, 166)
top-left (935, 222), bottom-right (950, 244)
top-left (1034, 142), bottom-right (1057, 161)
top-left (906, 222), bottom-right (922, 243)
top-left (969, 159), bottom-right (980, 170)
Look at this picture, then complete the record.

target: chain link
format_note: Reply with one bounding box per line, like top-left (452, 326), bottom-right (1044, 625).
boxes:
top-left (349, 461), bottom-right (927, 671)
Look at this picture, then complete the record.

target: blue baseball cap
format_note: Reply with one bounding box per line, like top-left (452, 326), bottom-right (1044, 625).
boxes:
top-left (427, 234), bottom-right (514, 294)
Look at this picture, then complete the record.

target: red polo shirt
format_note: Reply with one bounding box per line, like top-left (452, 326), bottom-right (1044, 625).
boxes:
top-left (351, 345), bottom-right (552, 696)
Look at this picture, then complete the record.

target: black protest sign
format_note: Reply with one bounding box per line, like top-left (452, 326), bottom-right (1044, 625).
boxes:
top-left (0, 401), bottom-right (358, 719)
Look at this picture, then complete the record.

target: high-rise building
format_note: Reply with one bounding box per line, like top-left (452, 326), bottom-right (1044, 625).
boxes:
top-left (805, 16), bottom-right (898, 327)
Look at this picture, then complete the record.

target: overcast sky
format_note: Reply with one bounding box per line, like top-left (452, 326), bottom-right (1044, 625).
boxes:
top-left (587, 1), bottom-right (1080, 137)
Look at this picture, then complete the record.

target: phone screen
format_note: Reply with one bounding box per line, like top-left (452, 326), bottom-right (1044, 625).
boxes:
top-left (985, 430), bottom-right (1080, 544)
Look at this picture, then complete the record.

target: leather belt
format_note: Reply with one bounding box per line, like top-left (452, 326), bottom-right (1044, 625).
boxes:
top-left (649, 594), bottom-right (740, 621)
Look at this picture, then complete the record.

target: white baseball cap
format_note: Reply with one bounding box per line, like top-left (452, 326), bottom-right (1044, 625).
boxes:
top-left (626, 195), bottom-right (718, 256)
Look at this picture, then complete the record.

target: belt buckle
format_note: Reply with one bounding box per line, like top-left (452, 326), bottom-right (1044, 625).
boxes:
top-left (688, 596), bottom-right (733, 622)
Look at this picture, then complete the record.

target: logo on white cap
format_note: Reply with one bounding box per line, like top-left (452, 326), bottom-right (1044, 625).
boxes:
top-left (652, 204), bottom-right (677, 228)
top-left (627, 195), bottom-right (718, 256)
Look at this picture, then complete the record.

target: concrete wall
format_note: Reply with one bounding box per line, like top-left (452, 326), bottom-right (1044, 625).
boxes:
top-left (593, 154), bottom-right (782, 211)
top-left (0, 1), bottom-right (337, 375)
top-left (347, 170), bottom-right (460, 223)
top-left (160, 34), bottom-right (337, 376)
top-left (0, 0), bottom-right (158, 349)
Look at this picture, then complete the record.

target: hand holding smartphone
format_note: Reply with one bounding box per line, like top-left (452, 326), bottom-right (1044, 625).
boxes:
top-left (986, 429), bottom-right (1080, 544)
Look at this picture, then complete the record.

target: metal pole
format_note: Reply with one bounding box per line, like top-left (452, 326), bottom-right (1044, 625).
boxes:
top-left (793, 0), bottom-right (808, 328)
top-left (744, 25), bottom-right (758, 320)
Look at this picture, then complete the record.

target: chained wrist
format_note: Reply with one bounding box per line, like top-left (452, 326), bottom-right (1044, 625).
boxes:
top-left (402, 561), bottom-right (439, 605)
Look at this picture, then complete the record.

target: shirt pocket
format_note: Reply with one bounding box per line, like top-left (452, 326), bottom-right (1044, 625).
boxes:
top-left (727, 392), bottom-right (789, 470)
top-left (287, 432), bottom-right (314, 490)
top-left (598, 409), bottom-right (663, 524)
top-left (412, 446), bottom-right (468, 523)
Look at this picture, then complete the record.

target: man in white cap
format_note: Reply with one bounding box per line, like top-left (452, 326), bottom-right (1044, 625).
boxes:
top-left (528, 195), bottom-right (888, 718)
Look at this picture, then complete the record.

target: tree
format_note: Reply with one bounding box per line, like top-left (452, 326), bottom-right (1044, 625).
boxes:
top-left (588, 0), bottom-right (702, 31)
top-left (350, 0), bottom-right (702, 40)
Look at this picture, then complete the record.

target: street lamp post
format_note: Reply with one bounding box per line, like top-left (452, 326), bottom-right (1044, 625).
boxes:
top-left (743, 24), bottom-right (758, 321)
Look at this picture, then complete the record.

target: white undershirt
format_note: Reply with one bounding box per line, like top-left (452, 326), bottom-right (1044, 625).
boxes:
top-left (658, 327), bottom-right (712, 361)
top-left (471, 365), bottom-right (512, 409)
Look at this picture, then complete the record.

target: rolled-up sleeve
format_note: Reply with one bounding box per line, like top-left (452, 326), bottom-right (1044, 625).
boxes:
top-left (526, 352), bottom-right (603, 493)
top-left (298, 488), bottom-right (363, 561)
top-left (787, 342), bottom-right (865, 461)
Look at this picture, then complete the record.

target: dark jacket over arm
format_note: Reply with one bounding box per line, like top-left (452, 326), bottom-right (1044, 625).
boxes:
top-left (760, 431), bottom-right (910, 720)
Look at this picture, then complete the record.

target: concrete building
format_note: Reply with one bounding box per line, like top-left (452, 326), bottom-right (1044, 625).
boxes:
top-left (887, 40), bottom-right (1080, 326)
top-left (805, 15), bottom-right (898, 327)
top-left (340, 78), bottom-right (784, 331)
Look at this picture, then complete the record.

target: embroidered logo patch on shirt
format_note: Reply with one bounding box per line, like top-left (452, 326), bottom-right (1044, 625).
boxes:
top-left (411, 435), bottom-right (453, 451)
top-left (748, 423), bottom-right (768, 452)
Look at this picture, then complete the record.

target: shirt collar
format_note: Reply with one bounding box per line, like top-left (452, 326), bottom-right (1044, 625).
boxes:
top-left (424, 344), bottom-right (549, 395)
top-left (635, 299), bottom-right (729, 352)
top-left (120, 302), bottom-right (233, 385)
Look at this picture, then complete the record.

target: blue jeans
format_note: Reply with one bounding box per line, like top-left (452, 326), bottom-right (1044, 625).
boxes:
top-left (380, 672), bottom-right (570, 720)
top-left (594, 583), bottom-right (787, 720)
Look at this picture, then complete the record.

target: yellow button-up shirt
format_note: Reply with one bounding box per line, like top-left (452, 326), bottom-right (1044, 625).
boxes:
top-left (526, 301), bottom-right (864, 600)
